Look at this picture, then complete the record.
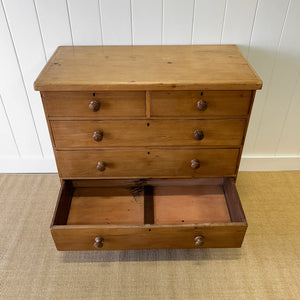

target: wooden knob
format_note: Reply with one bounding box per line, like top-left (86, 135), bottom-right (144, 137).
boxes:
top-left (194, 130), bottom-right (204, 140)
top-left (191, 159), bottom-right (200, 169)
top-left (96, 161), bottom-right (106, 172)
top-left (93, 130), bottom-right (103, 142)
top-left (197, 100), bottom-right (207, 111)
top-left (194, 235), bottom-right (204, 247)
top-left (89, 100), bottom-right (100, 112)
top-left (93, 237), bottom-right (104, 249)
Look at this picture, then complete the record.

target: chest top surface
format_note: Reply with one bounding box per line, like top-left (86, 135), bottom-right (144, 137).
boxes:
top-left (34, 45), bottom-right (262, 92)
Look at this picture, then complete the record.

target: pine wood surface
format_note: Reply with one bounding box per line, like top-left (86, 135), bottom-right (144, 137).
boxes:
top-left (34, 45), bottom-right (262, 91)
top-left (43, 91), bottom-right (146, 118)
top-left (151, 90), bottom-right (251, 117)
top-left (55, 148), bottom-right (240, 178)
top-left (50, 178), bottom-right (246, 250)
top-left (51, 119), bottom-right (246, 148)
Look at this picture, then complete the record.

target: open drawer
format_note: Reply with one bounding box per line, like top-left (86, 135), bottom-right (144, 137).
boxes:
top-left (51, 178), bottom-right (247, 250)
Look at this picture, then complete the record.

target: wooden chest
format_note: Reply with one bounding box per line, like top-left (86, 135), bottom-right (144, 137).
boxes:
top-left (34, 45), bottom-right (262, 251)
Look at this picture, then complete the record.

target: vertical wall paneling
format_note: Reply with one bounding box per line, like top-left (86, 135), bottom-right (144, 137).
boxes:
top-left (131, 0), bottom-right (162, 45)
top-left (2, 0), bottom-right (54, 158)
top-left (0, 1), bottom-right (42, 157)
top-left (243, 0), bottom-right (290, 155)
top-left (276, 73), bottom-right (300, 155)
top-left (192, 0), bottom-right (226, 44)
top-left (163, 0), bottom-right (194, 45)
top-left (67, 0), bottom-right (102, 45)
top-left (35, 0), bottom-right (73, 59)
top-left (100, 0), bottom-right (132, 45)
top-left (0, 95), bottom-right (19, 157)
top-left (254, 0), bottom-right (300, 155)
top-left (221, 0), bottom-right (257, 56)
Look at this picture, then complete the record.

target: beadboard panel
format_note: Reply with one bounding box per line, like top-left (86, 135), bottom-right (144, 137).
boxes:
top-left (0, 0), bottom-right (299, 172)
top-left (2, 0), bottom-right (53, 158)
top-left (67, 0), bottom-right (102, 45)
top-left (192, 0), bottom-right (226, 44)
top-left (132, 0), bottom-right (162, 45)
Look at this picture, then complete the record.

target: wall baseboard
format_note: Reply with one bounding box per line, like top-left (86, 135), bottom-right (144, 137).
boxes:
top-left (0, 157), bottom-right (57, 173)
top-left (239, 156), bottom-right (300, 171)
top-left (0, 156), bottom-right (299, 173)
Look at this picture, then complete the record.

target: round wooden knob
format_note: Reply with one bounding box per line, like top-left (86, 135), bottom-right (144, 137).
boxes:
top-left (197, 100), bottom-right (207, 111)
top-left (194, 130), bottom-right (204, 140)
top-left (191, 159), bottom-right (200, 169)
top-left (93, 130), bottom-right (103, 142)
top-left (194, 235), bottom-right (204, 247)
top-left (94, 237), bottom-right (104, 249)
top-left (96, 161), bottom-right (106, 172)
top-left (89, 100), bottom-right (100, 112)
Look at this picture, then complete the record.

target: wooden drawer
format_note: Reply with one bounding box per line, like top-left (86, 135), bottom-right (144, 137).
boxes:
top-left (151, 91), bottom-right (252, 117)
top-left (42, 91), bottom-right (145, 118)
top-left (56, 148), bottom-right (239, 178)
top-left (51, 119), bottom-right (246, 148)
top-left (51, 178), bottom-right (247, 250)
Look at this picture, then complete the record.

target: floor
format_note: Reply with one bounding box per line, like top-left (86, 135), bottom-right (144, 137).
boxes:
top-left (0, 172), bottom-right (299, 300)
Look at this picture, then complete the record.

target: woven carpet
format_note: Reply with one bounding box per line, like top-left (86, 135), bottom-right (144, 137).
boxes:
top-left (0, 172), bottom-right (299, 300)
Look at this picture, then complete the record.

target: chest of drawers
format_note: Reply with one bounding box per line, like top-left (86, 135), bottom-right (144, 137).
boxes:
top-left (35, 45), bottom-right (262, 251)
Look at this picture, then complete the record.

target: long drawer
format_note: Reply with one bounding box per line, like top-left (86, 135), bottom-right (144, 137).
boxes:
top-left (43, 91), bottom-right (146, 118)
top-left (56, 148), bottom-right (239, 178)
top-left (51, 178), bottom-right (247, 250)
top-left (151, 90), bottom-right (252, 117)
top-left (51, 119), bottom-right (246, 148)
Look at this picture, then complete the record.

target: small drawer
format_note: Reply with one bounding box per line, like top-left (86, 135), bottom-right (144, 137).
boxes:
top-left (151, 90), bottom-right (252, 118)
top-left (42, 91), bottom-right (145, 118)
top-left (56, 148), bottom-right (239, 178)
top-left (51, 119), bottom-right (246, 148)
top-left (51, 178), bottom-right (247, 250)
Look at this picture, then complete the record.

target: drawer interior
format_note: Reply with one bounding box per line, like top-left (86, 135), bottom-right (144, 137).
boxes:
top-left (52, 178), bottom-right (245, 227)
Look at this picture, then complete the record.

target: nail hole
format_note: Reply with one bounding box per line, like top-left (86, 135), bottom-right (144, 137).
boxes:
top-left (148, 229), bottom-right (151, 231)
top-left (181, 220), bottom-right (185, 222)
top-left (147, 152), bottom-right (150, 155)
top-left (93, 93), bottom-right (96, 97)
top-left (201, 92), bottom-right (203, 96)
top-left (147, 123), bottom-right (150, 127)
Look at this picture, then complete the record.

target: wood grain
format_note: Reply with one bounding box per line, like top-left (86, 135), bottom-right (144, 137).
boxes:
top-left (43, 91), bottom-right (145, 118)
top-left (51, 224), bottom-right (247, 250)
top-left (51, 119), bottom-right (246, 148)
top-left (34, 45), bottom-right (262, 91)
top-left (151, 90), bottom-right (252, 117)
top-left (153, 185), bottom-right (231, 224)
top-left (56, 148), bottom-right (240, 178)
top-left (67, 187), bottom-right (144, 225)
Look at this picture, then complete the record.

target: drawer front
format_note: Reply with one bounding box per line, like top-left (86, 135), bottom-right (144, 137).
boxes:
top-left (43, 91), bottom-right (145, 118)
top-left (151, 90), bottom-right (252, 117)
top-left (56, 149), bottom-right (239, 178)
top-left (51, 119), bottom-right (246, 148)
top-left (51, 178), bottom-right (247, 251)
top-left (51, 225), bottom-right (246, 251)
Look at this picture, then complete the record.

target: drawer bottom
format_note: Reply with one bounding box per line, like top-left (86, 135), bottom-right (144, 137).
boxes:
top-left (51, 178), bottom-right (247, 250)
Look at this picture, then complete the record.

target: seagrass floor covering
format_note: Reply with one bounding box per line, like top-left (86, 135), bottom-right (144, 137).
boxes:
top-left (0, 172), bottom-right (299, 299)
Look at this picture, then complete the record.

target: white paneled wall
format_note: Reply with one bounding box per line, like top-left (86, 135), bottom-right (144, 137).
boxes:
top-left (0, 0), bottom-right (299, 172)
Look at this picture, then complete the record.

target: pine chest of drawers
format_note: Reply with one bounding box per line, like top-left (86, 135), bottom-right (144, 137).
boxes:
top-left (34, 45), bottom-right (262, 251)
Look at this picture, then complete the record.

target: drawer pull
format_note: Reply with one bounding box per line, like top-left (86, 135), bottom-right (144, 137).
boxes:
top-left (194, 130), bottom-right (204, 140)
top-left (94, 237), bottom-right (104, 249)
top-left (96, 161), bottom-right (106, 172)
top-left (89, 100), bottom-right (101, 112)
top-left (93, 130), bottom-right (103, 142)
top-left (191, 159), bottom-right (200, 169)
top-left (197, 100), bottom-right (207, 111)
top-left (194, 235), bottom-right (204, 247)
